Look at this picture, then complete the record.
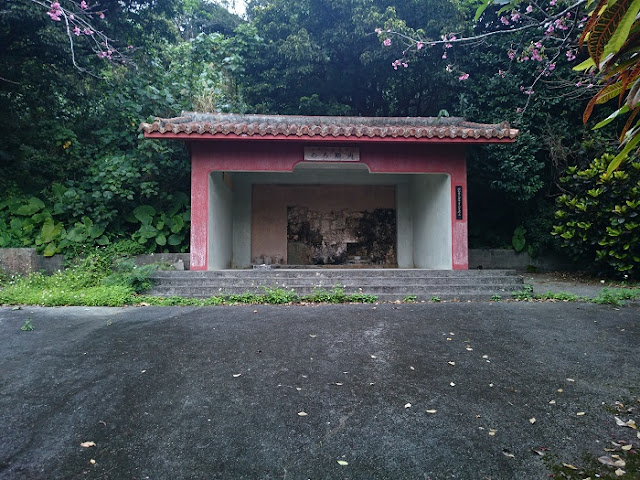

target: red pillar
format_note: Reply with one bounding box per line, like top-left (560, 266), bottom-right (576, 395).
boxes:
top-left (190, 152), bottom-right (211, 270)
top-left (450, 158), bottom-right (468, 270)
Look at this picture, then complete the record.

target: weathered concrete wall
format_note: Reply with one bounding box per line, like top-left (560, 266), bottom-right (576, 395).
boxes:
top-left (410, 175), bottom-right (452, 269)
top-left (252, 184), bottom-right (395, 264)
top-left (0, 248), bottom-right (38, 275)
top-left (209, 172), bottom-right (233, 269)
top-left (133, 253), bottom-right (190, 270)
top-left (231, 178), bottom-right (252, 268)
top-left (468, 249), bottom-right (576, 271)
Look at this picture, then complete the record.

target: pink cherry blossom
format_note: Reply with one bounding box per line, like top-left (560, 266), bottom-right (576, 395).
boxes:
top-left (417, 42), bottom-right (424, 51)
top-left (99, 12), bottom-right (105, 19)
top-left (80, 1), bottom-right (88, 9)
top-left (383, 38), bottom-right (392, 47)
top-left (459, 73), bottom-right (469, 81)
top-left (526, 5), bottom-right (533, 12)
top-left (73, 26), bottom-right (81, 35)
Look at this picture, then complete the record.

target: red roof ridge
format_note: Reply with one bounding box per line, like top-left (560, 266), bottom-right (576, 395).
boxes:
top-left (140, 112), bottom-right (519, 142)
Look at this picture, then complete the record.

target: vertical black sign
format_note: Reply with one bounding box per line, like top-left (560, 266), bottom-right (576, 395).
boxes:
top-left (455, 186), bottom-right (463, 220)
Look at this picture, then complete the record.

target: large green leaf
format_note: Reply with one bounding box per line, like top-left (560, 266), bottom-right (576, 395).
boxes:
top-left (474, 0), bottom-right (493, 21)
top-left (168, 234), bottom-right (182, 246)
top-left (156, 233), bottom-right (167, 246)
top-left (14, 197), bottom-right (45, 216)
top-left (594, 105), bottom-right (630, 128)
top-left (588, 0), bottom-right (634, 65)
top-left (137, 224), bottom-right (158, 239)
top-left (43, 242), bottom-right (57, 257)
top-left (87, 224), bottom-right (106, 239)
top-left (133, 205), bottom-right (156, 225)
top-left (602, 0), bottom-right (640, 61)
top-left (40, 218), bottom-right (62, 243)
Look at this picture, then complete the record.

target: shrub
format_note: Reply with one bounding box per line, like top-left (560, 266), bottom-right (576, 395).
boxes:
top-left (552, 154), bottom-right (640, 279)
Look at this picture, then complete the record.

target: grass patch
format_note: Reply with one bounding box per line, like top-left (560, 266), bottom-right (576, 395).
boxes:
top-left (134, 287), bottom-right (378, 307)
top-left (534, 291), bottom-right (582, 302)
top-left (0, 244), bottom-right (155, 307)
top-left (592, 287), bottom-right (640, 306)
top-left (512, 285), bottom-right (534, 301)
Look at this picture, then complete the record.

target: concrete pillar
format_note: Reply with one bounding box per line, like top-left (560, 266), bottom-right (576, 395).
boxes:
top-left (410, 174), bottom-right (452, 269)
top-left (209, 172), bottom-right (233, 269)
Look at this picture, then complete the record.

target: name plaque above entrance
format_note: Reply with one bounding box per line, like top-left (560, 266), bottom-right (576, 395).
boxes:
top-left (304, 146), bottom-right (360, 162)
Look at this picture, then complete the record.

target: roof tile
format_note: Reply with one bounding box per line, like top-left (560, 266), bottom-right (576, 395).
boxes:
top-left (140, 112), bottom-right (519, 141)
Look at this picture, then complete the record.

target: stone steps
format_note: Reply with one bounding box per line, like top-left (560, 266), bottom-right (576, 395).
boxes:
top-left (146, 269), bottom-right (524, 301)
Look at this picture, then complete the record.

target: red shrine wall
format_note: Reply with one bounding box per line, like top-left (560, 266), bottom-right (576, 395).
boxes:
top-left (189, 140), bottom-right (468, 270)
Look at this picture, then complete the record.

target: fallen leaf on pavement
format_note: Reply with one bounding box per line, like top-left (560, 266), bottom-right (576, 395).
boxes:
top-left (426, 409), bottom-right (437, 414)
top-left (297, 411), bottom-right (308, 416)
top-left (621, 444), bottom-right (632, 451)
top-left (567, 378), bottom-right (575, 382)
top-left (598, 456), bottom-right (625, 467)
top-left (615, 468), bottom-right (625, 476)
top-left (370, 355), bottom-right (377, 359)
top-left (448, 361), bottom-right (456, 366)
top-left (337, 460), bottom-right (349, 466)
top-left (576, 412), bottom-right (586, 416)
top-left (502, 449), bottom-right (515, 458)
top-left (562, 463), bottom-right (578, 470)
top-left (532, 448), bottom-right (546, 456)
top-left (80, 441), bottom-right (96, 448)
top-left (404, 403), bottom-right (412, 409)
top-left (90, 459), bottom-right (96, 465)
top-left (529, 417), bottom-right (536, 424)
top-left (450, 382), bottom-right (456, 387)
top-left (549, 400), bottom-right (556, 405)
top-left (489, 429), bottom-right (497, 436)
top-left (233, 373), bottom-right (242, 378)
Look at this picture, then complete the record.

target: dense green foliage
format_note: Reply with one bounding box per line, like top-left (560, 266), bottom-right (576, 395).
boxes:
top-left (553, 154), bottom-right (640, 278)
top-left (0, 0), bottom-right (632, 275)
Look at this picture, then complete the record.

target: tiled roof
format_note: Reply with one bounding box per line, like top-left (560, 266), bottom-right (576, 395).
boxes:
top-left (141, 112), bottom-right (519, 141)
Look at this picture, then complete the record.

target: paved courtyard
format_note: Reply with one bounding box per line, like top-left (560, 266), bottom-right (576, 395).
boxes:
top-left (0, 302), bottom-right (638, 479)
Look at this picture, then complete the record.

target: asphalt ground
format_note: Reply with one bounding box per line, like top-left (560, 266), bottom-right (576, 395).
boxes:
top-left (0, 302), bottom-right (638, 480)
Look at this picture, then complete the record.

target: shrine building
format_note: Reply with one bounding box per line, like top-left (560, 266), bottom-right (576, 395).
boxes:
top-left (141, 113), bottom-right (518, 271)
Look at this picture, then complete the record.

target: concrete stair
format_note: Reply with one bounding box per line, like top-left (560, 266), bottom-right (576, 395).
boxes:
top-left (146, 269), bottom-right (525, 302)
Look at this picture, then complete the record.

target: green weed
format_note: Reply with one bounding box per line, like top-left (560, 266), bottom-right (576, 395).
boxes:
top-left (262, 287), bottom-right (299, 304)
top-left (534, 291), bottom-right (581, 302)
top-left (490, 294), bottom-right (502, 302)
top-left (430, 296), bottom-right (441, 303)
top-left (20, 318), bottom-right (34, 331)
top-left (592, 287), bottom-right (640, 306)
top-left (512, 285), bottom-right (534, 301)
top-left (403, 295), bottom-right (417, 303)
